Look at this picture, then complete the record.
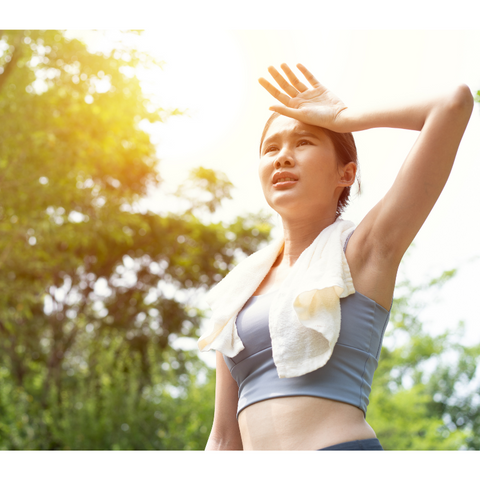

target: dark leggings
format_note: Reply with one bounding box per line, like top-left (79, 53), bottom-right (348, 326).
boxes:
top-left (318, 438), bottom-right (383, 450)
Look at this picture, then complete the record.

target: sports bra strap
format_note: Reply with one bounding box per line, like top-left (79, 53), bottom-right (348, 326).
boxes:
top-left (343, 230), bottom-right (355, 253)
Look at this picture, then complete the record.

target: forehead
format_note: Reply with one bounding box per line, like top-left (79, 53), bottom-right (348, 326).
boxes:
top-left (264, 116), bottom-right (329, 142)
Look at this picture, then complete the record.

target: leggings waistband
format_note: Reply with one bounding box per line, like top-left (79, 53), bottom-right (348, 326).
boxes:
top-left (318, 438), bottom-right (383, 450)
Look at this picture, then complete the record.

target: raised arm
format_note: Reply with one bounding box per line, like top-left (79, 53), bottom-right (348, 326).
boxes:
top-left (259, 63), bottom-right (474, 265)
top-left (342, 83), bottom-right (473, 263)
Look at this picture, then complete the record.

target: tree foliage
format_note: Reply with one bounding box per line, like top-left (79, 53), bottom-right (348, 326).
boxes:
top-left (367, 269), bottom-right (480, 450)
top-left (0, 29), bottom-right (271, 449)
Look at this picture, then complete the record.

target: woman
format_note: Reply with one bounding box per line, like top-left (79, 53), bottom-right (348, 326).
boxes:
top-left (199, 63), bottom-right (473, 450)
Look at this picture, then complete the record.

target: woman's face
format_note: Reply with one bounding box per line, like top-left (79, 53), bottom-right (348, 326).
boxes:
top-left (259, 116), bottom-right (346, 218)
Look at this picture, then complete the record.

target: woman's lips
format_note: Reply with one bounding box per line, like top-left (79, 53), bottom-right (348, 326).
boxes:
top-left (272, 172), bottom-right (299, 188)
top-left (273, 178), bottom-right (298, 189)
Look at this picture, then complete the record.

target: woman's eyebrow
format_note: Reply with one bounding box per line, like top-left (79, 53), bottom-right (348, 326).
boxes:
top-left (263, 130), bottom-right (320, 148)
top-left (293, 130), bottom-right (321, 139)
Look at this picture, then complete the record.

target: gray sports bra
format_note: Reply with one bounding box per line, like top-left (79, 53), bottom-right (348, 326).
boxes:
top-left (223, 234), bottom-right (391, 418)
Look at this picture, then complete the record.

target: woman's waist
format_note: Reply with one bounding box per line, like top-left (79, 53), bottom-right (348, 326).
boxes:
top-left (238, 395), bottom-right (376, 450)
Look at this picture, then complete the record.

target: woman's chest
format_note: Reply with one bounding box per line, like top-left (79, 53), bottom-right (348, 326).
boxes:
top-left (252, 262), bottom-right (292, 296)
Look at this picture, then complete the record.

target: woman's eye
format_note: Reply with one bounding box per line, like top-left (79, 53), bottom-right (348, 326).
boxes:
top-left (297, 140), bottom-right (311, 146)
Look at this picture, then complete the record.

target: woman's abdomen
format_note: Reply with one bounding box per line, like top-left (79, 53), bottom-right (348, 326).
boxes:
top-left (238, 395), bottom-right (376, 450)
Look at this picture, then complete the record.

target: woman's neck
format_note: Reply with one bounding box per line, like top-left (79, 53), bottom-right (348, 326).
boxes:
top-left (276, 214), bottom-right (337, 267)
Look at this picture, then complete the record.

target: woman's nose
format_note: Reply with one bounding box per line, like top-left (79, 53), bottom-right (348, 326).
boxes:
top-left (274, 149), bottom-right (295, 169)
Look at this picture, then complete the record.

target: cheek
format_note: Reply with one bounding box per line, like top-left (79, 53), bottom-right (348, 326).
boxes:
top-left (303, 161), bottom-right (339, 190)
top-left (258, 162), bottom-right (271, 188)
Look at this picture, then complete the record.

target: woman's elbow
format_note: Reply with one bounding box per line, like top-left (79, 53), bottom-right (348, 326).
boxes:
top-left (450, 83), bottom-right (474, 115)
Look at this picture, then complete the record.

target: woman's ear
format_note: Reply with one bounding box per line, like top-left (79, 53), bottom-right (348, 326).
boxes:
top-left (339, 162), bottom-right (357, 187)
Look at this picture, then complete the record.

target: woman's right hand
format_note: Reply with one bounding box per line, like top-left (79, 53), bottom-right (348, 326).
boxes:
top-left (258, 63), bottom-right (351, 133)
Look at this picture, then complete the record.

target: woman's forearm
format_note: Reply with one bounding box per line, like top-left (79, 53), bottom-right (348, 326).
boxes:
top-left (205, 433), bottom-right (243, 450)
top-left (341, 84), bottom-right (473, 133)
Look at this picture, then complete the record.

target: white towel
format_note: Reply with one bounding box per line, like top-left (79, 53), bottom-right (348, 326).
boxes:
top-left (197, 218), bottom-right (356, 378)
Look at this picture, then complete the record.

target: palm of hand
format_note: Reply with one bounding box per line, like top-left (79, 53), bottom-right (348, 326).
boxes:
top-left (258, 63), bottom-right (348, 132)
top-left (289, 87), bottom-right (347, 127)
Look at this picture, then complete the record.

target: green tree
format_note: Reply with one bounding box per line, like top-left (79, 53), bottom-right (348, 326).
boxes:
top-left (368, 267), bottom-right (480, 450)
top-left (0, 29), bottom-right (272, 449)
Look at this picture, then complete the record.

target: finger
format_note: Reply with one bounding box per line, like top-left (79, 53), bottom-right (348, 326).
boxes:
top-left (268, 104), bottom-right (304, 122)
top-left (280, 63), bottom-right (308, 93)
top-left (267, 66), bottom-right (299, 97)
top-left (258, 77), bottom-right (292, 105)
top-left (296, 63), bottom-right (323, 89)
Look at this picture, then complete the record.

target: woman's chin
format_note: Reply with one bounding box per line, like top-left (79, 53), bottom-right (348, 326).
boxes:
top-left (267, 195), bottom-right (334, 220)
top-left (267, 196), bottom-right (305, 217)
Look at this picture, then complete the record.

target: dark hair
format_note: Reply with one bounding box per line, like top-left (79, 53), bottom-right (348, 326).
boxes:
top-left (259, 112), bottom-right (361, 219)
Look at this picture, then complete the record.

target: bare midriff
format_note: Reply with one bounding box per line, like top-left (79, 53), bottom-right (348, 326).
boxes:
top-left (238, 395), bottom-right (376, 450)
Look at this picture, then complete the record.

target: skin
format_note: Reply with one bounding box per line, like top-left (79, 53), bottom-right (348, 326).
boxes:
top-left (205, 63), bottom-right (474, 450)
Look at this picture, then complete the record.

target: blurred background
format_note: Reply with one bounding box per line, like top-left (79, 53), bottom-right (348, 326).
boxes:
top-left (0, 29), bottom-right (479, 450)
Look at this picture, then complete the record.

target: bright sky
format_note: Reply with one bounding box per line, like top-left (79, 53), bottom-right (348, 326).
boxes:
top-left (66, 29), bottom-right (480, 360)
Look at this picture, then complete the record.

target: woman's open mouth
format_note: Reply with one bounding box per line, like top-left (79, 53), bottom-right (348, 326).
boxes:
top-left (272, 172), bottom-right (299, 188)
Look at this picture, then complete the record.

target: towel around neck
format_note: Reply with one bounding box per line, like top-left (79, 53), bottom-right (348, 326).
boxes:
top-left (197, 218), bottom-right (356, 378)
